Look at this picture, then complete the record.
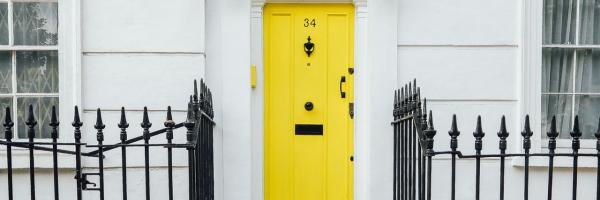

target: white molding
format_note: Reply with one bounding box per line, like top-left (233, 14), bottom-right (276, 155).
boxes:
top-left (250, 1), bottom-right (367, 200)
top-left (518, 0), bottom-right (543, 158)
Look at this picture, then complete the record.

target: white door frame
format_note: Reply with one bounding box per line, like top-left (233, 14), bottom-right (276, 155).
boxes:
top-left (250, 1), bottom-right (368, 199)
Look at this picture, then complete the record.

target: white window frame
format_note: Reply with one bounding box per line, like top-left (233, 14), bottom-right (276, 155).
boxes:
top-left (0, 0), bottom-right (81, 168)
top-left (521, 0), bottom-right (600, 167)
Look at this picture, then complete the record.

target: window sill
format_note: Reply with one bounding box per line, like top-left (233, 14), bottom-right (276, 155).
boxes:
top-left (0, 147), bottom-right (76, 169)
top-left (511, 154), bottom-right (600, 168)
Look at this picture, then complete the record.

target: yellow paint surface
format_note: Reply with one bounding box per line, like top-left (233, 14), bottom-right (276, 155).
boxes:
top-left (264, 4), bottom-right (354, 200)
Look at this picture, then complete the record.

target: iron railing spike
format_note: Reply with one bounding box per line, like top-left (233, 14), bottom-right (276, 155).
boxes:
top-left (118, 107), bottom-right (129, 129)
top-left (72, 106), bottom-right (82, 127)
top-left (141, 107), bottom-right (152, 129)
top-left (25, 104), bottom-right (37, 127)
top-left (95, 108), bottom-right (105, 130)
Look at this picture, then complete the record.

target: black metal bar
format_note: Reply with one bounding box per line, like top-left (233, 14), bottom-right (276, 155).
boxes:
top-left (571, 116), bottom-right (581, 200)
top-left (50, 106), bottom-right (60, 200)
top-left (473, 116), bottom-right (484, 200)
top-left (118, 107), bottom-right (129, 200)
top-left (4, 107), bottom-right (14, 200)
top-left (548, 116), bottom-right (558, 200)
top-left (393, 90), bottom-right (398, 200)
top-left (401, 88), bottom-right (406, 200)
top-left (73, 106), bottom-right (83, 200)
top-left (522, 116), bottom-right (532, 200)
top-left (185, 97), bottom-right (196, 200)
top-left (498, 116), bottom-right (508, 200)
top-left (26, 105), bottom-right (37, 200)
top-left (141, 107), bottom-right (152, 200)
top-left (423, 110), bottom-right (435, 200)
top-left (95, 109), bottom-right (106, 200)
top-left (165, 106), bottom-right (175, 200)
top-left (449, 115), bottom-right (459, 200)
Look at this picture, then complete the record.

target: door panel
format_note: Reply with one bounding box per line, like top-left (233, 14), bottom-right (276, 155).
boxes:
top-left (265, 4), bottom-right (354, 200)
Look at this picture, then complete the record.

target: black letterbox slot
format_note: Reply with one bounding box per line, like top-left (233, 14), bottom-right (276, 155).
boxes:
top-left (295, 124), bottom-right (323, 135)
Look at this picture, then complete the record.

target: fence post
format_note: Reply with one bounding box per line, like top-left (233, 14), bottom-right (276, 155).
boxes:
top-left (423, 110), bottom-right (435, 200)
top-left (521, 115), bottom-right (533, 200)
top-left (497, 116), bottom-right (509, 200)
top-left (165, 106), bottom-right (176, 200)
top-left (185, 96), bottom-right (197, 200)
top-left (50, 106), bottom-right (60, 200)
top-left (571, 116), bottom-right (582, 200)
top-left (4, 107), bottom-right (14, 200)
top-left (26, 105), bottom-right (37, 200)
top-left (547, 116), bottom-right (558, 200)
top-left (94, 109), bottom-right (106, 200)
top-left (118, 107), bottom-right (129, 200)
top-left (141, 107), bottom-right (152, 200)
top-left (72, 106), bottom-right (83, 200)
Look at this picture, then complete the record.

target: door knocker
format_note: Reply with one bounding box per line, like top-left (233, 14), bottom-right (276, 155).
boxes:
top-left (304, 36), bottom-right (315, 57)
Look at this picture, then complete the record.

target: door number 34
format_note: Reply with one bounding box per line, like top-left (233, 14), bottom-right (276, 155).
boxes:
top-left (304, 18), bottom-right (316, 27)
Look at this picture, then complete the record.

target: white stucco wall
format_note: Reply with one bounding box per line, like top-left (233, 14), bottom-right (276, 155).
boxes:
top-left (397, 0), bottom-right (599, 199)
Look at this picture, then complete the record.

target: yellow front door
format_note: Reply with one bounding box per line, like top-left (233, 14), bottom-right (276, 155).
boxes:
top-left (264, 4), bottom-right (354, 200)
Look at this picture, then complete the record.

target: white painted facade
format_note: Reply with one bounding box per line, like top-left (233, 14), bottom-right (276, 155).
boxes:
top-left (0, 0), bottom-right (596, 199)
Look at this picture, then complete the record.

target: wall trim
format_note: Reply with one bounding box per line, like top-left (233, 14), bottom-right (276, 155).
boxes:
top-left (250, 1), bottom-right (367, 199)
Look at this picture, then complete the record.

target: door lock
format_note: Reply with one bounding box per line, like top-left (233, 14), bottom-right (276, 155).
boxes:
top-left (304, 102), bottom-right (314, 111)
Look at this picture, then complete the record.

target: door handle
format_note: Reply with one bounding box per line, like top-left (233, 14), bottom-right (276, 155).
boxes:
top-left (339, 76), bottom-right (346, 98)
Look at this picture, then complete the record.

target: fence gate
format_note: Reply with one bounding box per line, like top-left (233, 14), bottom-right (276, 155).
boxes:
top-left (0, 80), bottom-right (215, 200)
top-left (393, 79), bottom-right (600, 200)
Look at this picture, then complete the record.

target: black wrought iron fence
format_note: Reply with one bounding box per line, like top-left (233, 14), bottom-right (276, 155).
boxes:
top-left (392, 79), bottom-right (600, 200)
top-left (0, 79), bottom-right (215, 200)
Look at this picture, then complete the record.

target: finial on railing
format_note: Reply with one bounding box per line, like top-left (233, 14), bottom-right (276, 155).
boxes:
top-left (473, 116), bottom-right (484, 152)
top-left (165, 106), bottom-right (175, 140)
top-left (118, 107), bottom-right (129, 142)
top-left (141, 107), bottom-right (152, 141)
top-left (193, 79), bottom-right (199, 103)
top-left (408, 82), bottom-right (413, 110)
top-left (400, 88), bottom-right (405, 115)
top-left (595, 117), bottom-right (600, 151)
top-left (449, 114), bottom-right (460, 151)
top-left (497, 116), bottom-right (509, 152)
top-left (571, 115), bottom-right (582, 151)
top-left (95, 108), bottom-right (105, 142)
top-left (424, 110), bottom-right (436, 153)
top-left (421, 97), bottom-right (428, 129)
top-left (50, 106), bottom-right (59, 139)
top-left (547, 116), bottom-right (559, 151)
top-left (72, 106), bottom-right (83, 140)
top-left (393, 90), bottom-right (399, 118)
top-left (4, 107), bottom-right (13, 140)
top-left (25, 105), bottom-right (37, 139)
top-left (521, 115), bottom-right (533, 151)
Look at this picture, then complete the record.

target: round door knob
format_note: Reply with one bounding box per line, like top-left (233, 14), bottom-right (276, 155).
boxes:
top-left (304, 102), bottom-right (314, 111)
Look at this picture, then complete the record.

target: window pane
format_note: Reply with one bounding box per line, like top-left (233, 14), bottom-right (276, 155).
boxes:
top-left (580, 0), bottom-right (600, 44)
top-left (574, 95), bottom-right (600, 139)
top-left (543, 0), bottom-right (577, 44)
top-left (17, 97), bottom-right (58, 139)
top-left (13, 2), bottom-right (58, 46)
top-left (0, 98), bottom-right (13, 139)
top-left (0, 52), bottom-right (11, 93)
top-left (542, 48), bottom-right (574, 93)
top-left (542, 94), bottom-right (573, 139)
top-left (0, 3), bottom-right (7, 45)
top-left (16, 51), bottom-right (58, 93)
top-left (575, 49), bottom-right (600, 92)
